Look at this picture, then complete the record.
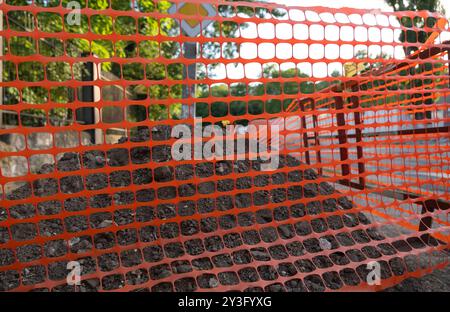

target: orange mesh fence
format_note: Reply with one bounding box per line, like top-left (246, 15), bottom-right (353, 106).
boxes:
top-left (0, 0), bottom-right (449, 292)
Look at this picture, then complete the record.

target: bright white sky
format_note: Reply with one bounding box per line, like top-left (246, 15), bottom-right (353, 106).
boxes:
top-left (216, 0), bottom-right (450, 79)
top-left (273, 0), bottom-right (450, 17)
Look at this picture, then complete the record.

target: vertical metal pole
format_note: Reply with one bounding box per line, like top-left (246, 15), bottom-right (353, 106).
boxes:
top-left (350, 86), bottom-right (366, 189)
top-left (335, 96), bottom-right (350, 181)
top-left (78, 54), bottom-right (100, 144)
top-left (310, 99), bottom-right (323, 176)
top-left (300, 97), bottom-right (321, 172)
top-left (79, 59), bottom-right (95, 143)
top-left (182, 42), bottom-right (197, 118)
top-left (299, 99), bottom-right (311, 166)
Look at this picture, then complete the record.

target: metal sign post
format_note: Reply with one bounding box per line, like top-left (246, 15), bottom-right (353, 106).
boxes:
top-left (181, 42), bottom-right (197, 118)
top-left (168, 3), bottom-right (216, 118)
top-left (78, 54), bottom-right (101, 145)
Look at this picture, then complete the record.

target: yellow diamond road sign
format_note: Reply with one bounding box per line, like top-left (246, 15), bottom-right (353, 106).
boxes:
top-left (169, 3), bottom-right (216, 37)
top-left (344, 62), bottom-right (367, 77)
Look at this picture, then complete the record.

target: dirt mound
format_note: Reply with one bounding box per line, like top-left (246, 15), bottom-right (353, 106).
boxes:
top-left (0, 125), bottom-right (446, 292)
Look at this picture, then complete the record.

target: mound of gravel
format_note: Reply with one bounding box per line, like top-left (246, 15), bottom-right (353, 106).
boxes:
top-left (0, 124), bottom-right (446, 292)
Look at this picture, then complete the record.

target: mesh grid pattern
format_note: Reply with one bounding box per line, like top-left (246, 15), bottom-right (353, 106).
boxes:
top-left (0, 0), bottom-right (449, 292)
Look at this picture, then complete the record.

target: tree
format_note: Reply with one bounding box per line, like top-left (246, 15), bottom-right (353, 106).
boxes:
top-left (385, 0), bottom-right (444, 13)
top-left (385, 0), bottom-right (447, 120)
top-left (385, 0), bottom-right (446, 55)
top-left (3, 0), bottom-right (183, 126)
top-left (2, 0), bottom-right (325, 129)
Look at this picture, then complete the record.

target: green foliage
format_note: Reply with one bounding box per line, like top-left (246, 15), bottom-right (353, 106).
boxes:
top-left (3, 0), bottom-right (331, 127)
top-left (385, 0), bottom-right (446, 55)
top-left (384, 0), bottom-right (447, 118)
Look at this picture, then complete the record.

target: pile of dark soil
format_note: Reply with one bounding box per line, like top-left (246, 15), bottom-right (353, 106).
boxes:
top-left (385, 264), bottom-right (450, 292)
top-left (0, 124), bottom-right (446, 292)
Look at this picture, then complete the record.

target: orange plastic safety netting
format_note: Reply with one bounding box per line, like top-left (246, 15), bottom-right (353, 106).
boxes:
top-left (0, 0), bottom-right (449, 292)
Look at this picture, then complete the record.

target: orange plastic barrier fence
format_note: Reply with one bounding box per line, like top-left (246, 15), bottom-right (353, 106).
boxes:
top-left (0, 0), bottom-right (449, 292)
